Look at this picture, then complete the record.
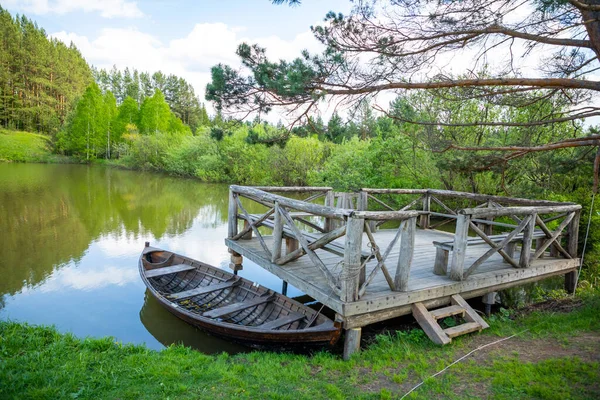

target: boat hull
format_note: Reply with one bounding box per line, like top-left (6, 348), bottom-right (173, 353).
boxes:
top-left (139, 246), bottom-right (341, 349)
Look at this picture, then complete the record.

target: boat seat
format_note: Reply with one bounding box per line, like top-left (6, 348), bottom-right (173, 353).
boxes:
top-left (145, 264), bottom-right (196, 278)
top-left (203, 294), bottom-right (275, 319)
top-left (167, 277), bottom-right (240, 301)
top-left (260, 312), bottom-right (305, 330)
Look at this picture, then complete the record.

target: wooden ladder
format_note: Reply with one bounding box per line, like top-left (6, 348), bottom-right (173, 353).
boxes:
top-left (411, 294), bottom-right (490, 345)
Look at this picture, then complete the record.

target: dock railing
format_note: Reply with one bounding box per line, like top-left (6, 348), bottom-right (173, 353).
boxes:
top-left (228, 186), bottom-right (581, 303)
top-left (362, 189), bottom-right (581, 283)
top-left (228, 185), bottom-right (419, 302)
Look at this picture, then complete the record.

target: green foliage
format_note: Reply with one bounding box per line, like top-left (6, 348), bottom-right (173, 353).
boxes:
top-left (64, 83), bottom-right (106, 160)
top-left (311, 137), bottom-right (374, 190)
top-left (271, 136), bottom-right (325, 185)
top-left (94, 67), bottom-right (208, 132)
top-left (218, 127), bottom-right (274, 185)
top-left (113, 96), bottom-right (139, 139)
top-left (163, 134), bottom-right (224, 181)
top-left (138, 90), bottom-right (172, 135)
top-left (124, 132), bottom-right (177, 171)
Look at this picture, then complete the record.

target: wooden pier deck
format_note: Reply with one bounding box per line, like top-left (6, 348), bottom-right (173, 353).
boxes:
top-left (224, 185), bottom-right (581, 357)
top-left (227, 228), bottom-right (578, 327)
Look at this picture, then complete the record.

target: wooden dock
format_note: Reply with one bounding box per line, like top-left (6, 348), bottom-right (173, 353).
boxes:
top-left (224, 186), bottom-right (581, 358)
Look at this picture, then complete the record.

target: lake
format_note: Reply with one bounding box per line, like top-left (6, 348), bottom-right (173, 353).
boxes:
top-left (0, 163), bottom-right (303, 353)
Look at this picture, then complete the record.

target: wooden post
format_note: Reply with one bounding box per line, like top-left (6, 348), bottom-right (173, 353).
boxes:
top-left (506, 242), bottom-right (516, 260)
top-left (394, 217), bottom-right (416, 291)
top-left (229, 250), bottom-right (243, 274)
top-left (281, 280), bottom-right (288, 296)
top-left (482, 291), bottom-right (496, 317)
top-left (324, 190), bottom-right (335, 232)
top-left (241, 220), bottom-right (253, 240)
top-left (433, 247), bottom-right (449, 275)
top-left (519, 214), bottom-right (536, 268)
top-left (271, 202), bottom-right (284, 263)
top-left (565, 210), bottom-right (580, 293)
top-left (341, 217), bottom-right (364, 302)
top-left (420, 193), bottom-right (430, 229)
top-left (449, 214), bottom-right (470, 281)
top-left (343, 328), bottom-right (361, 360)
top-left (535, 238), bottom-right (545, 258)
top-left (285, 237), bottom-right (299, 255)
top-left (357, 191), bottom-right (367, 211)
top-left (228, 189), bottom-right (238, 238)
top-left (484, 199), bottom-right (494, 236)
top-left (228, 190), bottom-right (243, 274)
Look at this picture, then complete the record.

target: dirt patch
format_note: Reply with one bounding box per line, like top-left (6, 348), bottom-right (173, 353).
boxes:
top-left (465, 332), bottom-right (600, 364)
top-left (357, 331), bottom-right (600, 397)
top-left (512, 297), bottom-right (585, 318)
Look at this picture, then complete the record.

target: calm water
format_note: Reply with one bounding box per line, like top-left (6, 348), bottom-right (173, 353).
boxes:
top-left (0, 163), bottom-right (303, 353)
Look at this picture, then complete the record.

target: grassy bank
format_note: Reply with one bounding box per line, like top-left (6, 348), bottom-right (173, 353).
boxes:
top-left (1, 290), bottom-right (598, 400)
top-left (0, 129), bottom-right (72, 163)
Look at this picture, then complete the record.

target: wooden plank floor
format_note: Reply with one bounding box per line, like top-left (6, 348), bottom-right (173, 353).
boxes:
top-left (226, 228), bottom-right (579, 323)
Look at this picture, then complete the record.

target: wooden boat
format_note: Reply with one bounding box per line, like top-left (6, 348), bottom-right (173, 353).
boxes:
top-left (139, 243), bottom-right (341, 348)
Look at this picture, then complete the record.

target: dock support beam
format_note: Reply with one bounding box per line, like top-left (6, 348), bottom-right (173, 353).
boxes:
top-left (281, 280), bottom-right (288, 296)
top-left (565, 210), bottom-right (580, 294)
top-left (482, 292), bottom-right (497, 317)
top-left (229, 250), bottom-right (243, 275)
top-left (420, 193), bottom-right (430, 229)
top-left (343, 328), bottom-right (361, 360)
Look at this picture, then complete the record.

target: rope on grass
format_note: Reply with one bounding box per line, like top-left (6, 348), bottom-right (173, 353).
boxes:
top-left (399, 329), bottom-right (529, 400)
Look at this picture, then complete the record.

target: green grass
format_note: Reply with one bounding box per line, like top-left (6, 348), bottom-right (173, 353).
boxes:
top-left (1, 289), bottom-right (599, 399)
top-left (0, 129), bottom-right (55, 162)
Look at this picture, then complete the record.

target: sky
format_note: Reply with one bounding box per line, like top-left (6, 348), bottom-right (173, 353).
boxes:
top-left (3, 1), bottom-right (597, 126)
top-left (2, 0), bottom-right (351, 115)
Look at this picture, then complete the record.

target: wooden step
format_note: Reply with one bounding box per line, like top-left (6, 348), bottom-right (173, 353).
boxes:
top-left (168, 278), bottom-right (240, 301)
top-left (429, 305), bottom-right (465, 320)
top-left (444, 322), bottom-right (482, 338)
top-left (145, 264), bottom-right (196, 278)
top-left (451, 294), bottom-right (490, 329)
top-left (260, 313), bottom-right (305, 330)
top-left (411, 302), bottom-right (451, 345)
top-left (203, 294), bottom-right (274, 319)
top-left (411, 294), bottom-right (489, 345)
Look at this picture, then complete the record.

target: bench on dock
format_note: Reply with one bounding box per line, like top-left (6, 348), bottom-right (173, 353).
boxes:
top-left (432, 230), bottom-right (552, 275)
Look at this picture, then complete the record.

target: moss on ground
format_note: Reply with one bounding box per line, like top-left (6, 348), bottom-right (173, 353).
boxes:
top-left (1, 289), bottom-right (599, 399)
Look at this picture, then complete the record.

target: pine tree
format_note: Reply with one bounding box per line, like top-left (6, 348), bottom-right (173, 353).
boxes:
top-left (0, 7), bottom-right (92, 134)
top-left (327, 112), bottom-right (347, 143)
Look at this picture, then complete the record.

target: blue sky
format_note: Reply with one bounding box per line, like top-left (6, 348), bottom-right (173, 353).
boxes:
top-left (2, 0), bottom-right (350, 107)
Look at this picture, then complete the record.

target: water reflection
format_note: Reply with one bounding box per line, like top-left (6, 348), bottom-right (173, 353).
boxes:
top-left (0, 163), bottom-right (299, 351)
top-left (139, 290), bottom-right (247, 354)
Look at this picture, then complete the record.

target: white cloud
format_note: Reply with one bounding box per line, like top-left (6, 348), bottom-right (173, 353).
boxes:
top-left (51, 22), bottom-right (323, 118)
top-left (38, 264), bottom-right (139, 293)
top-left (4, 0), bottom-right (144, 18)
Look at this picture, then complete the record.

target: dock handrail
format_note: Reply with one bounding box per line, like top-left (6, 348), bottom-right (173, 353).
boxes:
top-left (360, 188), bottom-right (581, 282)
top-left (227, 186), bottom-right (581, 303)
top-left (228, 185), bottom-right (420, 302)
